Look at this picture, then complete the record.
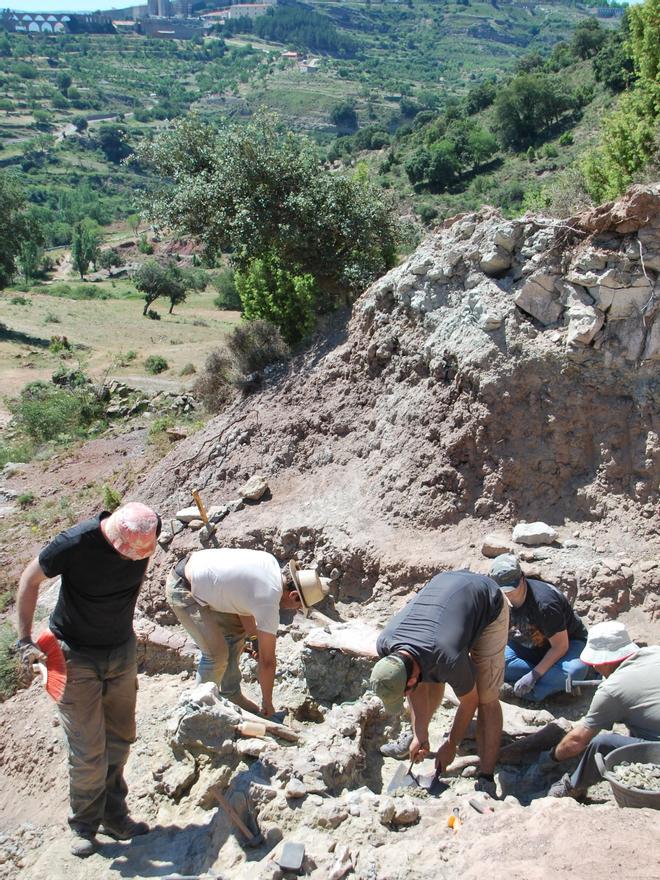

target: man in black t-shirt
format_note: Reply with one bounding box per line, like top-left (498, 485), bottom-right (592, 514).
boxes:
top-left (15, 502), bottom-right (159, 858)
top-left (489, 554), bottom-right (589, 701)
top-left (370, 571), bottom-right (509, 798)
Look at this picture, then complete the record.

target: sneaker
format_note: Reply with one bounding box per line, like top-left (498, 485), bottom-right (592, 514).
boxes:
top-left (70, 829), bottom-right (97, 858)
top-left (380, 730), bottom-right (413, 759)
top-left (99, 815), bottom-right (150, 840)
top-left (546, 773), bottom-right (583, 800)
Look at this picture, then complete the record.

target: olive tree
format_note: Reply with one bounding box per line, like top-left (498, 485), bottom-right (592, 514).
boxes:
top-left (135, 113), bottom-right (398, 310)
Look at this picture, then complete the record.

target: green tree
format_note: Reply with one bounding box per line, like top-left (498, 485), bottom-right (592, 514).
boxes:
top-left (583, 0), bottom-right (660, 200)
top-left (571, 19), bottom-right (607, 60)
top-left (17, 211), bottom-right (45, 287)
top-left (427, 139), bottom-right (461, 190)
top-left (133, 260), bottom-right (203, 315)
top-left (494, 73), bottom-right (574, 150)
top-left (135, 114), bottom-right (397, 304)
top-left (96, 122), bottom-right (132, 164)
top-left (71, 218), bottom-right (100, 280)
top-left (56, 71), bottom-right (72, 95)
top-left (236, 252), bottom-right (317, 345)
top-left (0, 172), bottom-right (31, 290)
top-left (593, 32), bottom-right (634, 93)
top-left (72, 114), bottom-right (88, 132)
top-left (330, 101), bottom-right (358, 133)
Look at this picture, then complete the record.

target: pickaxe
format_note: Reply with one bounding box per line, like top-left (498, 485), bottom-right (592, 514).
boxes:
top-left (192, 489), bottom-right (219, 547)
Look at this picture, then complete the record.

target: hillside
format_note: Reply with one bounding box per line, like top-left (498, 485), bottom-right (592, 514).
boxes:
top-left (0, 184), bottom-right (658, 880)
top-left (0, 2), bottom-right (617, 247)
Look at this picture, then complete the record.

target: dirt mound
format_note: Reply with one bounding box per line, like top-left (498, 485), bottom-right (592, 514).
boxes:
top-left (137, 186), bottom-right (659, 623)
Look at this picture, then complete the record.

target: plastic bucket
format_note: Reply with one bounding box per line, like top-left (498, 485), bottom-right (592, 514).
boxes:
top-left (595, 742), bottom-right (660, 809)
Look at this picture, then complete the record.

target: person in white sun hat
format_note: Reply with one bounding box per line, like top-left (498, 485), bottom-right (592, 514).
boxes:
top-left (543, 620), bottom-right (660, 799)
top-left (166, 549), bottom-right (330, 720)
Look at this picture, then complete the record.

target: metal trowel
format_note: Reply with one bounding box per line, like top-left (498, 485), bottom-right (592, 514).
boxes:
top-left (386, 757), bottom-right (449, 797)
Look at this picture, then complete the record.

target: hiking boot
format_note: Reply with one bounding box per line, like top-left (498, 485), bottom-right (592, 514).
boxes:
top-left (69, 829), bottom-right (97, 858)
top-left (547, 773), bottom-right (583, 800)
top-left (475, 774), bottom-right (498, 799)
top-left (380, 730), bottom-right (413, 759)
top-left (99, 815), bottom-right (150, 840)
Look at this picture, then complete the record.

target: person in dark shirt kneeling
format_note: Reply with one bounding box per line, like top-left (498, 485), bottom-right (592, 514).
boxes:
top-left (489, 554), bottom-right (589, 701)
top-left (15, 502), bottom-right (160, 858)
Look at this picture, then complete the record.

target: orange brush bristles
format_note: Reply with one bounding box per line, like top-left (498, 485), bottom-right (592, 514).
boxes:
top-left (36, 630), bottom-right (67, 702)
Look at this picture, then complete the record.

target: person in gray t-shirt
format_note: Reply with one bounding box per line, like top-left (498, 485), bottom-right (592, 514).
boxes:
top-left (543, 621), bottom-right (660, 799)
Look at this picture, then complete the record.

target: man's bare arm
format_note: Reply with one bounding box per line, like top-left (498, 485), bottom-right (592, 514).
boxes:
top-left (535, 630), bottom-right (569, 678)
top-left (554, 722), bottom-right (597, 762)
top-left (16, 557), bottom-right (47, 640)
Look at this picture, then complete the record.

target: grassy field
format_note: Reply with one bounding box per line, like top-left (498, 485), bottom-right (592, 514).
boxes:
top-left (0, 283), bottom-right (240, 413)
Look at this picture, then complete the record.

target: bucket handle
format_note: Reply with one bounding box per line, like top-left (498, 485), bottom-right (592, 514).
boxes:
top-left (594, 752), bottom-right (616, 785)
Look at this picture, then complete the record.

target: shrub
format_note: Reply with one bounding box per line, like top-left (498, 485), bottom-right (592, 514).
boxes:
top-left (17, 491), bottom-right (34, 508)
top-left (180, 362), bottom-right (196, 376)
top-left (0, 440), bottom-right (33, 468)
top-left (418, 204), bottom-right (438, 226)
top-left (559, 132), bottom-right (574, 147)
top-left (115, 350), bottom-right (137, 367)
top-left (213, 268), bottom-right (241, 311)
top-left (48, 335), bottom-right (70, 353)
top-left (227, 319), bottom-right (289, 376)
top-left (0, 623), bottom-right (22, 701)
top-left (98, 248), bottom-right (124, 270)
top-left (235, 253), bottom-right (317, 345)
top-left (146, 309), bottom-right (160, 321)
top-left (51, 365), bottom-right (88, 387)
top-left (138, 234), bottom-right (154, 255)
top-left (192, 348), bottom-right (235, 413)
top-left (8, 381), bottom-right (103, 443)
top-left (44, 312), bottom-right (60, 324)
top-left (102, 484), bottom-right (122, 511)
top-left (144, 354), bottom-right (168, 374)
top-left (10, 295), bottom-right (28, 305)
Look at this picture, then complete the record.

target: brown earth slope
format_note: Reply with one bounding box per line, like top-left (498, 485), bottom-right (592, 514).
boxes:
top-left (138, 185), bottom-right (659, 625)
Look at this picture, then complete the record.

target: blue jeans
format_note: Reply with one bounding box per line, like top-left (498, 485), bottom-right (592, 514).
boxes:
top-left (570, 732), bottom-right (645, 793)
top-left (504, 639), bottom-right (589, 701)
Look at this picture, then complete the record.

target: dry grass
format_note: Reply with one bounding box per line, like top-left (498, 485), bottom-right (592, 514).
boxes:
top-left (0, 287), bottom-right (241, 417)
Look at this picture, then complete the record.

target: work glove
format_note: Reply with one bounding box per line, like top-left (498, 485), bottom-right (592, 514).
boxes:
top-left (513, 668), bottom-right (541, 698)
top-left (15, 637), bottom-right (46, 680)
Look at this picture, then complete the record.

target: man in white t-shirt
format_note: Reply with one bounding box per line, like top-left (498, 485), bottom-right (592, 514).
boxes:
top-left (166, 549), bottom-right (330, 717)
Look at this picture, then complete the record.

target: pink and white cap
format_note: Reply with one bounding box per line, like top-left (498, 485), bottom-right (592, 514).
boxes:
top-left (102, 502), bottom-right (159, 561)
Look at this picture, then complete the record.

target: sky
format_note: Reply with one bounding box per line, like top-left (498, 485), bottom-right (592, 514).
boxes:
top-left (6, 2), bottom-right (130, 11)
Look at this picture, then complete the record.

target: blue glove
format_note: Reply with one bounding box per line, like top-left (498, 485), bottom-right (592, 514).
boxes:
top-left (513, 668), bottom-right (541, 698)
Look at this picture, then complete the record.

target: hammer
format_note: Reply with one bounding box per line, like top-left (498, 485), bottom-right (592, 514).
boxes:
top-left (191, 489), bottom-right (218, 546)
top-left (565, 673), bottom-right (602, 694)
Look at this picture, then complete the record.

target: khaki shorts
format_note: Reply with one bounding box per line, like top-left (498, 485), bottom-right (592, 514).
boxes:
top-left (470, 600), bottom-right (509, 703)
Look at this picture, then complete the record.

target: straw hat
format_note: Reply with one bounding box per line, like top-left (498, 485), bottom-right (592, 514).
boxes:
top-left (288, 560), bottom-right (331, 615)
top-left (102, 502), bottom-right (159, 561)
top-left (580, 621), bottom-right (639, 666)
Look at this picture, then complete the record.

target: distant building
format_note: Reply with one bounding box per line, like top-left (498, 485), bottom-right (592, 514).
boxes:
top-left (201, 3), bottom-right (275, 23)
top-left (140, 16), bottom-right (206, 39)
top-left (112, 19), bottom-right (138, 33)
top-left (1, 10), bottom-right (114, 33)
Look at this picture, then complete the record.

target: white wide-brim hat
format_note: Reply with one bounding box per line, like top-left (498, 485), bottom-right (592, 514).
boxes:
top-left (289, 560), bottom-right (331, 616)
top-left (580, 620), bottom-right (639, 665)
